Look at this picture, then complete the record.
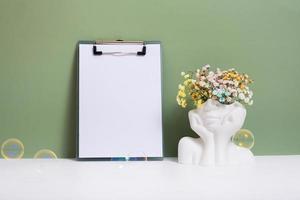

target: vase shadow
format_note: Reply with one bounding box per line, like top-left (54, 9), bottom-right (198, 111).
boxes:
top-left (163, 105), bottom-right (198, 157)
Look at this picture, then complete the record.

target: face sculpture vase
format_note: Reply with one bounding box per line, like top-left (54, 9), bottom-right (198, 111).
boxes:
top-left (178, 99), bottom-right (254, 166)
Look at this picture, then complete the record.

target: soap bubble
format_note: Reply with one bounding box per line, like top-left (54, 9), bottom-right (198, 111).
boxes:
top-left (1, 138), bottom-right (24, 159)
top-left (232, 129), bottom-right (255, 149)
top-left (34, 149), bottom-right (57, 159)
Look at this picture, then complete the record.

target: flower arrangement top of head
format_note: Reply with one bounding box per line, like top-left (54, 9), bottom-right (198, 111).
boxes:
top-left (176, 64), bottom-right (253, 108)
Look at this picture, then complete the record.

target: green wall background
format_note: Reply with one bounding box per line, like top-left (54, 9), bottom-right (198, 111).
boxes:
top-left (0, 0), bottom-right (300, 158)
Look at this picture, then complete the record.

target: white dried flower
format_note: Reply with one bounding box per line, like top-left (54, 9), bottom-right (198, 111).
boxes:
top-left (249, 100), bottom-right (253, 105)
top-left (238, 93), bottom-right (245, 100)
top-left (244, 97), bottom-right (250, 103)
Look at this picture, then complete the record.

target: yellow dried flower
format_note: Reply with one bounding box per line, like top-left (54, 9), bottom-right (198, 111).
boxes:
top-left (181, 99), bottom-right (187, 108)
top-left (183, 79), bottom-right (193, 86)
top-left (239, 84), bottom-right (245, 90)
top-left (184, 74), bottom-right (190, 79)
top-left (178, 90), bottom-right (186, 97)
top-left (196, 100), bottom-right (204, 108)
top-left (178, 84), bottom-right (185, 90)
top-left (191, 92), bottom-right (199, 100)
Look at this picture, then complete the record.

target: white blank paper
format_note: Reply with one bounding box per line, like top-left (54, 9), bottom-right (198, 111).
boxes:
top-left (78, 43), bottom-right (163, 159)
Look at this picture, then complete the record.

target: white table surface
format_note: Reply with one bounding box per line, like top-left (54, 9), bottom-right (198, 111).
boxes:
top-left (1, 156), bottom-right (300, 200)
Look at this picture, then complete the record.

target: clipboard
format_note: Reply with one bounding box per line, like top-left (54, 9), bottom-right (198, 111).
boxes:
top-left (77, 40), bottom-right (163, 160)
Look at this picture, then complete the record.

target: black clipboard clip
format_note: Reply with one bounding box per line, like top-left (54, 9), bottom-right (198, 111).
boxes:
top-left (93, 40), bottom-right (146, 56)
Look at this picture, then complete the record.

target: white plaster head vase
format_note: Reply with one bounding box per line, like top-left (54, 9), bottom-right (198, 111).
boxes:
top-left (178, 99), bottom-right (254, 166)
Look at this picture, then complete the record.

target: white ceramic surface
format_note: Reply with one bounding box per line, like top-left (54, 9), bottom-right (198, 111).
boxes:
top-left (1, 156), bottom-right (300, 200)
top-left (178, 99), bottom-right (254, 166)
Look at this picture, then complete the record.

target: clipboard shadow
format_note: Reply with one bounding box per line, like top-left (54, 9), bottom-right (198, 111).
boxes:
top-left (62, 46), bottom-right (77, 158)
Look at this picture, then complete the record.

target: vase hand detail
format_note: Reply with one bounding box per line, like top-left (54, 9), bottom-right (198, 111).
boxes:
top-left (188, 110), bottom-right (213, 143)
